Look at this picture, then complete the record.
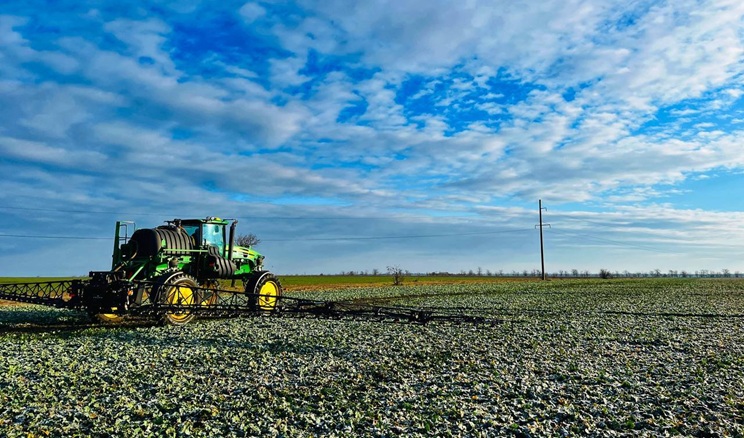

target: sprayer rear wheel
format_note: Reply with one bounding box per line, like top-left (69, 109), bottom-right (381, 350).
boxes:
top-left (153, 272), bottom-right (198, 325)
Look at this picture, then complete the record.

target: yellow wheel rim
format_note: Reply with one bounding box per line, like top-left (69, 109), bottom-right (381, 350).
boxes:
top-left (94, 313), bottom-right (123, 323)
top-left (166, 284), bottom-right (195, 323)
top-left (257, 281), bottom-right (279, 310)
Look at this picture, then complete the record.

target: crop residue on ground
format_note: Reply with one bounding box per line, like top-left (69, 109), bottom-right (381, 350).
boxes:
top-left (0, 278), bottom-right (742, 437)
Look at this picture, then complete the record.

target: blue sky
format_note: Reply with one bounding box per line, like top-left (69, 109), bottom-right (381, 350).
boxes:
top-left (1, 0), bottom-right (743, 276)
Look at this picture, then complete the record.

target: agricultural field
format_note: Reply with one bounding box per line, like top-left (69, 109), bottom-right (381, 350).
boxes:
top-left (0, 278), bottom-right (743, 436)
top-left (277, 274), bottom-right (527, 290)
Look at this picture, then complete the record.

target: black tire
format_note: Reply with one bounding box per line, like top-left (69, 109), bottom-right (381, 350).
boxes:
top-left (152, 272), bottom-right (198, 325)
top-left (245, 271), bottom-right (282, 311)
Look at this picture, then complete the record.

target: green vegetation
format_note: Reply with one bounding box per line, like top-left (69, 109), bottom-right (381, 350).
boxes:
top-left (0, 277), bottom-right (83, 283)
top-left (1, 278), bottom-right (743, 436)
top-left (276, 274), bottom-right (514, 289)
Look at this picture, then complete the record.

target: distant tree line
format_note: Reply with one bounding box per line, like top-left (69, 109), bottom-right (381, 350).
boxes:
top-left (326, 268), bottom-right (743, 279)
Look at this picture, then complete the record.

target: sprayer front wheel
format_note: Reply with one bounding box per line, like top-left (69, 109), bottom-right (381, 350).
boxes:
top-left (245, 271), bottom-right (282, 311)
top-left (153, 272), bottom-right (198, 325)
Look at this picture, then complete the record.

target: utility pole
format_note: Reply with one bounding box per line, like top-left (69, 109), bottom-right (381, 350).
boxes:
top-left (536, 199), bottom-right (550, 280)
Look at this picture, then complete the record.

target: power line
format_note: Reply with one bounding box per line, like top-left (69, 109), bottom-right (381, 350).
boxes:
top-left (0, 233), bottom-right (110, 240)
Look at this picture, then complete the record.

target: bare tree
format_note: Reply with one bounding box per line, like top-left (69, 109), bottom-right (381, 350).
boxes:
top-left (387, 266), bottom-right (405, 285)
top-left (236, 233), bottom-right (260, 247)
top-left (599, 268), bottom-right (612, 279)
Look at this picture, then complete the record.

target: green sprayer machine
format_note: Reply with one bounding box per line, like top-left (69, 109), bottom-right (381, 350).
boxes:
top-left (0, 217), bottom-right (493, 326)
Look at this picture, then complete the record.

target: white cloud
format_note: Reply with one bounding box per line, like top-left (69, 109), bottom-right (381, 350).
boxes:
top-left (724, 88), bottom-right (744, 98)
top-left (294, 0), bottom-right (619, 77)
top-left (103, 19), bottom-right (176, 75)
top-left (269, 56), bottom-right (311, 87)
top-left (239, 2), bottom-right (266, 23)
top-left (0, 136), bottom-right (107, 166)
top-left (0, 15), bottom-right (78, 77)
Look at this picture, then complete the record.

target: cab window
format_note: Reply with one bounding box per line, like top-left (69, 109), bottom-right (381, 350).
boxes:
top-left (202, 224), bottom-right (225, 255)
top-left (182, 225), bottom-right (199, 238)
